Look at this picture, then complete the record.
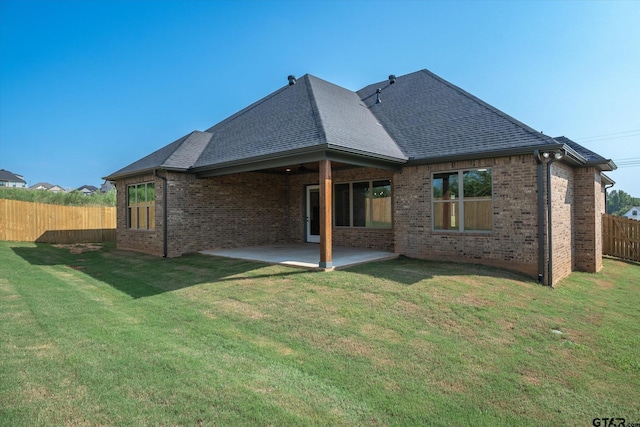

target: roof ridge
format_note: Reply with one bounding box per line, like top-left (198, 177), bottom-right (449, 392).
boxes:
top-left (305, 75), bottom-right (330, 145)
top-left (158, 132), bottom-right (195, 166)
top-left (205, 83), bottom-right (292, 134)
top-left (418, 69), bottom-right (556, 145)
top-left (165, 130), bottom-right (214, 168)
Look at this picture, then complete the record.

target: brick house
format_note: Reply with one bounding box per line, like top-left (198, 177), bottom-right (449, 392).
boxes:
top-left (104, 70), bottom-right (615, 286)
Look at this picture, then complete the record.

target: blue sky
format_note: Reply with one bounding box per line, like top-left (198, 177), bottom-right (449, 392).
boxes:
top-left (1, 0), bottom-right (638, 194)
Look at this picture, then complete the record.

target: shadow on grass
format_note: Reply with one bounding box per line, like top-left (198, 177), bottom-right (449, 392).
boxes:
top-left (12, 243), bottom-right (535, 298)
top-left (11, 243), bottom-right (309, 299)
top-left (345, 255), bottom-right (535, 286)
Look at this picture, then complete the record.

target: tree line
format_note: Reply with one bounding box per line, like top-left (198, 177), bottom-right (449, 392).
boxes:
top-left (0, 187), bottom-right (116, 207)
top-left (607, 189), bottom-right (640, 216)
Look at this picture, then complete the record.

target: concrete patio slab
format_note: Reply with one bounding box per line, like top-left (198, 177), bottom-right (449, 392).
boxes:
top-left (199, 244), bottom-right (397, 270)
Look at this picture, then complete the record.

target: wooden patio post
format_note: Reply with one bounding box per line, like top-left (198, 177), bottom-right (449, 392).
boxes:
top-left (319, 159), bottom-right (333, 269)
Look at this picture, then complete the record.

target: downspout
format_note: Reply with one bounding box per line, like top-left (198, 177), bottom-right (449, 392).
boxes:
top-left (153, 170), bottom-right (168, 258)
top-left (546, 158), bottom-right (555, 288)
top-left (534, 150), bottom-right (545, 284)
top-left (545, 150), bottom-right (564, 288)
top-left (604, 183), bottom-right (614, 214)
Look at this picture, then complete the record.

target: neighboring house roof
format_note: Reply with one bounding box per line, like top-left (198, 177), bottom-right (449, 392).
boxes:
top-left (77, 185), bottom-right (98, 193)
top-left (30, 182), bottom-right (54, 190)
top-left (100, 180), bottom-right (115, 192)
top-left (105, 69), bottom-right (616, 180)
top-left (0, 169), bottom-right (26, 184)
top-left (30, 182), bottom-right (65, 192)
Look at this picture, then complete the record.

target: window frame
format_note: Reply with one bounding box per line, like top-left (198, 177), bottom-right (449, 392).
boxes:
top-left (333, 179), bottom-right (392, 229)
top-left (431, 168), bottom-right (493, 233)
top-left (127, 182), bottom-right (155, 231)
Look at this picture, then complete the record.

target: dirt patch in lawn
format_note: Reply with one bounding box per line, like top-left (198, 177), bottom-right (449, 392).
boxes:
top-left (53, 243), bottom-right (103, 254)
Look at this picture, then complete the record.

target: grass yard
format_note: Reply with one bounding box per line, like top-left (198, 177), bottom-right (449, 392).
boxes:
top-left (1, 241), bottom-right (639, 426)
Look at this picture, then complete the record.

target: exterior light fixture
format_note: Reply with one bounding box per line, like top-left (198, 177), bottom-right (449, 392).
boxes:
top-left (542, 152), bottom-right (550, 159)
top-left (554, 152), bottom-right (564, 160)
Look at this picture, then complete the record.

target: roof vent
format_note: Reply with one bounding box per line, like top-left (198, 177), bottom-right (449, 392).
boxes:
top-left (389, 74), bottom-right (396, 84)
top-left (288, 75), bottom-right (297, 86)
top-left (376, 88), bottom-right (382, 104)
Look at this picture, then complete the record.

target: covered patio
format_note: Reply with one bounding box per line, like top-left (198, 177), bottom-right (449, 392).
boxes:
top-left (200, 243), bottom-right (397, 270)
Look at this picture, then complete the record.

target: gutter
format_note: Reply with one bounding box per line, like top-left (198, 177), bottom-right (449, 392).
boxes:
top-left (153, 169), bottom-right (168, 258)
top-left (584, 159), bottom-right (617, 172)
top-left (193, 146), bottom-right (406, 178)
top-left (103, 166), bottom-right (187, 183)
top-left (403, 142), bottom-right (589, 168)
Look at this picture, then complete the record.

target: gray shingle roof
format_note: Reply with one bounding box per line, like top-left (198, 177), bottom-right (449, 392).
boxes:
top-left (106, 131), bottom-right (213, 178)
top-left (0, 169), bottom-right (26, 183)
top-left (554, 136), bottom-right (608, 163)
top-left (357, 70), bottom-right (558, 161)
top-left (194, 75), bottom-right (406, 169)
top-left (105, 69), bottom-right (614, 180)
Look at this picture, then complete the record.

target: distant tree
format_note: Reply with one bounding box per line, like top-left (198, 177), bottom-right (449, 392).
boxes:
top-left (607, 189), bottom-right (640, 216)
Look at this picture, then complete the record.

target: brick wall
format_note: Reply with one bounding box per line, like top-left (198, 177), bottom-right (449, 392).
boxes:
top-left (550, 162), bottom-right (574, 285)
top-left (394, 155), bottom-right (540, 278)
top-left (116, 166), bottom-right (395, 257)
top-left (115, 174), bottom-right (165, 256)
top-left (165, 171), bottom-right (288, 256)
top-left (573, 167), bottom-right (604, 273)
top-left (114, 159), bottom-right (605, 283)
top-left (116, 171), bottom-right (289, 257)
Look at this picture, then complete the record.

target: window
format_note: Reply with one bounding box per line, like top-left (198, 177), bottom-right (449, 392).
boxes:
top-left (432, 169), bottom-right (492, 231)
top-left (334, 180), bottom-right (391, 228)
top-left (633, 210), bottom-right (638, 216)
top-left (127, 183), bottom-right (155, 230)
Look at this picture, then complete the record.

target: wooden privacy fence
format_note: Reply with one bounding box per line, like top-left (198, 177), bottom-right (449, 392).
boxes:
top-left (602, 213), bottom-right (640, 263)
top-left (0, 199), bottom-right (116, 243)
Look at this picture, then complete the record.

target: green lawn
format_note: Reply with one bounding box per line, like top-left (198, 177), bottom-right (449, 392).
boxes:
top-left (1, 242), bottom-right (638, 426)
